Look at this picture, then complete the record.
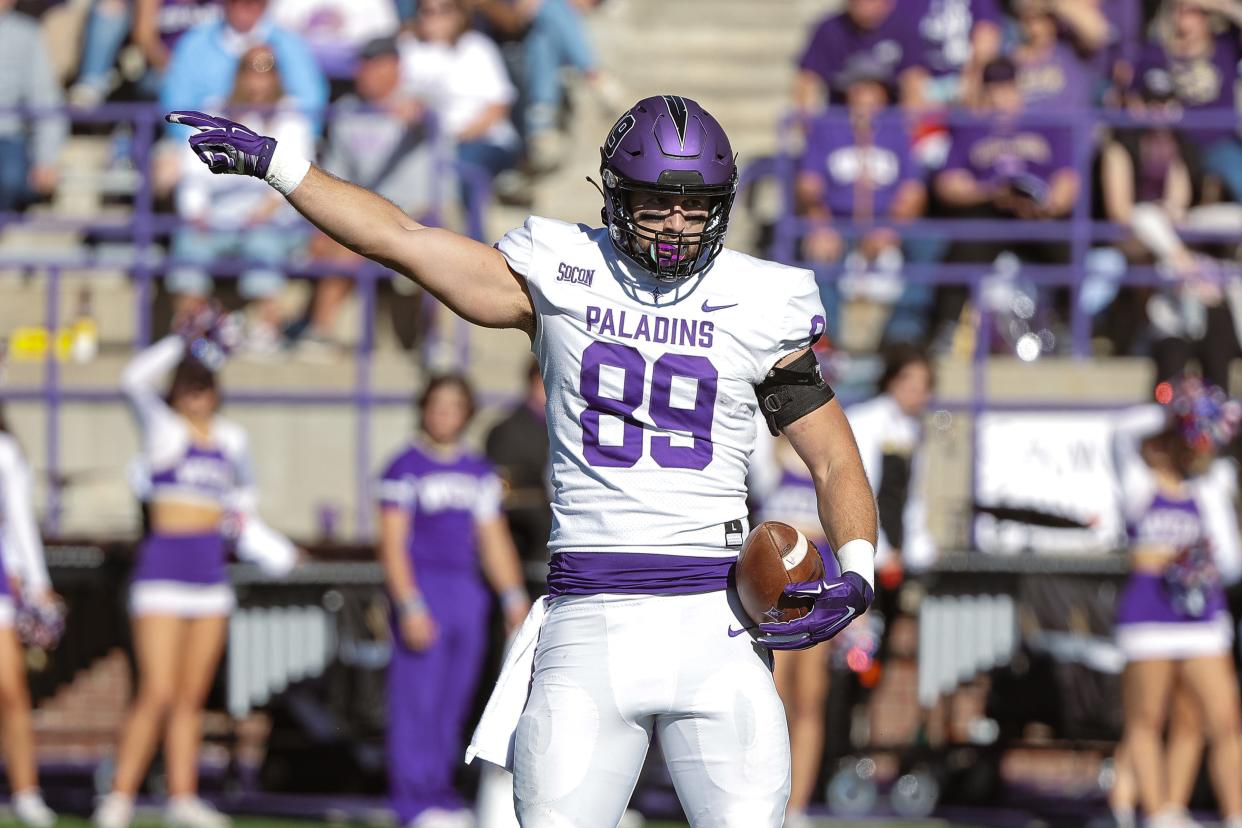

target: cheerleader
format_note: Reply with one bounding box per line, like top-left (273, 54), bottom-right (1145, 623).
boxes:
top-left (1112, 379), bottom-right (1242, 828)
top-left (378, 374), bottom-right (528, 827)
top-left (0, 407), bottom-right (58, 827)
top-left (93, 319), bottom-right (297, 828)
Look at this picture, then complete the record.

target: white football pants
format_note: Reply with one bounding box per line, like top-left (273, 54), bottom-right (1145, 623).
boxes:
top-left (512, 590), bottom-right (791, 827)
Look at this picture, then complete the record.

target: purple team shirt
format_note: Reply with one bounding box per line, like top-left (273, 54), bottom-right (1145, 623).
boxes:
top-left (1018, 42), bottom-right (1093, 111)
top-left (800, 115), bottom-right (921, 218)
top-left (910, 0), bottom-right (1002, 78)
top-left (798, 8), bottom-right (923, 103)
top-left (1134, 30), bottom-right (1241, 143)
top-left (378, 444), bottom-right (501, 575)
top-left (944, 119), bottom-right (1073, 190)
top-left (157, 0), bottom-right (220, 50)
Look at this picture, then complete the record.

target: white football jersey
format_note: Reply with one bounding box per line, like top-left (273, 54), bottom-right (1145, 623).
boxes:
top-left (497, 217), bottom-right (825, 559)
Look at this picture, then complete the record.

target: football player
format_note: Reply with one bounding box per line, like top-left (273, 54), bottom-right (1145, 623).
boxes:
top-left (168, 95), bottom-right (878, 826)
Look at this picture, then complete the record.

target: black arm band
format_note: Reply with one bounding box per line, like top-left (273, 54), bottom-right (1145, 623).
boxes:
top-left (755, 350), bottom-right (836, 436)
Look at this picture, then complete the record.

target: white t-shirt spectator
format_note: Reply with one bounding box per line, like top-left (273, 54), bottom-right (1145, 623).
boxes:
top-left (399, 30), bottom-right (519, 148)
top-left (269, 0), bottom-right (400, 76)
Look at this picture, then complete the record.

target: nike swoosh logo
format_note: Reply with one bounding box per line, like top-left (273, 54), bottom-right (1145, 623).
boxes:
top-left (701, 300), bottom-right (738, 313)
top-left (727, 625), bottom-right (750, 637)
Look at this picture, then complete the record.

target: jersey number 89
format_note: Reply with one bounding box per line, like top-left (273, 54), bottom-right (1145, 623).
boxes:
top-left (579, 341), bottom-right (718, 470)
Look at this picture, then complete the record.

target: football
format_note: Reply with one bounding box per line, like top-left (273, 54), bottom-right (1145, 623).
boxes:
top-left (735, 521), bottom-right (826, 626)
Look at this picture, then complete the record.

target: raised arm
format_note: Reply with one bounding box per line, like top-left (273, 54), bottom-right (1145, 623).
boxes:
top-left (166, 112), bottom-right (534, 334)
top-left (120, 335), bottom-right (185, 430)
top-left (288, 167), bottom-right (534, 331)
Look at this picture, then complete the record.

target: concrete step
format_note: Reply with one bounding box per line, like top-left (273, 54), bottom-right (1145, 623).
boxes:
top-left (616, 0), bottom-right (829, 28)
top-left (620, 60), bottom-right (794, 96)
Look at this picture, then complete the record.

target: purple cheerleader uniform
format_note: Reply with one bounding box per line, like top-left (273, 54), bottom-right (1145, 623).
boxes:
top-left (1115, 492), bottom-right (1231, 661)
top-left (122, 336), bottom-right (296, 616)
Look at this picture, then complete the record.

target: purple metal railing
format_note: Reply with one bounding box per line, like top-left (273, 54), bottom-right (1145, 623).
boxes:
top-left (747, 104), bottom-right (1240, 551)
top-left (1, 103), bottom-right (1238, 541)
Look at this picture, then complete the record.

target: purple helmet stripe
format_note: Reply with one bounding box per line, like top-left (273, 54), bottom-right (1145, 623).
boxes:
top-left (661, 95), bottom-right (689, 150)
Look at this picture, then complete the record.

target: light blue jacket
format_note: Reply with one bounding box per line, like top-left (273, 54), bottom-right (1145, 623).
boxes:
top-left (161, 18), bottom-right (328, 135)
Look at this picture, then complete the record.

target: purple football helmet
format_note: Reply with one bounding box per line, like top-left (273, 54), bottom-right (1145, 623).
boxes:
top-left (600, 95), bottom-right (737, 281)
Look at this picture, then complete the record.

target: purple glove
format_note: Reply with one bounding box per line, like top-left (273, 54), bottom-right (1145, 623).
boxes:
top-left (759, 571), bottom-right (874, 651)
top-left (166, 111), bottom-right (276, 178)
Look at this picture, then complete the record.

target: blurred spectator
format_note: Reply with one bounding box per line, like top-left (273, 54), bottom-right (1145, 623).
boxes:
top-left (161, 0), bottom-right (327, 134)
top-left (169, 45), bottom-right (313, 356)
top-left (71, 0), bottom-right (229, 106)
top-left (845, 345), bottom-right (938, 580)
top-left (269, 0), bottom-right (399, 81)
top-left (931, 57), bottom-right (1079, 344)
top-left (1011, 0), bottom-right (1098, 112)
top-left (296, 35), bottom-right (437, 358)
top-left (0, 0), bottom-right (64, 214)
top-left (906, 0), bottom-right (1004, 106)
top-left (472, 0), bottom-right (613, 172)
top-left (484, 357), bottom-right (551, 596)
top-left (70, 0), bottom-right (133, 106)
top-left (795, 59), bottom-right (928, 345)
top-left (398, 0), bottom-right (521, 185)
top-left (794, 0), bottom-right (928, 115)
top-left (1101, 65), bottom-right (1242, 385)
top-left (1132, 0), bottom-right (1242, 202)
top-left (377, 375), bottom-right (528, 828)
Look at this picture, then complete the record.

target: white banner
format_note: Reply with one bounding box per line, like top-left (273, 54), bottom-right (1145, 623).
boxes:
top-left (974, 411), bottom-right (1123, 555)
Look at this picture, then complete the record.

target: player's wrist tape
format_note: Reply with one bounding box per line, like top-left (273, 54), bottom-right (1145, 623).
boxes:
top-left (836, 539), bottom-right (875, 590)
top-left (398, 594), bottom-right (427, 617)
top-left (500, 586), bottom-right (529, 610)
top-left (264, 142), bottom-right (310, 195)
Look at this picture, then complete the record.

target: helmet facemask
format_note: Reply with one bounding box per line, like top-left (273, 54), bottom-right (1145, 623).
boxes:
top-left (601, 165), bottom-right (736, 282)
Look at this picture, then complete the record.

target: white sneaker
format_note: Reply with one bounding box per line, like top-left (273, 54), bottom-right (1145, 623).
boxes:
top-left (92, 793), bottom-right (134, 828)
top-left (1146, 809), bottom-right (1200, 828)
top-left (13, 791), bottom-right (55, 828)
top-left (164, 796), bottom-right (231, 828)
